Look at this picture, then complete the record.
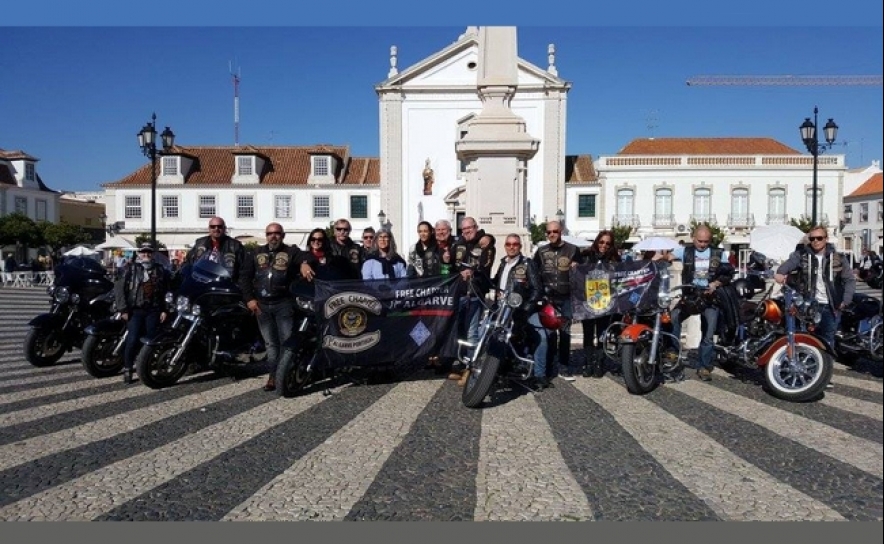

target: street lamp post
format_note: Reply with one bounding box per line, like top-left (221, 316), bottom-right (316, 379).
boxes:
top-left (137, 113), bottom-right (175, 249)
top-left (799, 106), bottom-right (838, 226)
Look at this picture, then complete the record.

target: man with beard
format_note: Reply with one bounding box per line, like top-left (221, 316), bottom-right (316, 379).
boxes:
top-left (329, 218), bottom-right (363, 279)
top-left (240, 223), bottom-right (316, 392)
top-left (186, 217), bottom-right (247, 283)
top-left (449, 216), bottom-right (496, 385)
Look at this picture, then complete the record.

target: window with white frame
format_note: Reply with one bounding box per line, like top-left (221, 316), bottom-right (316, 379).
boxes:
top-left (35, 199), bottom-right (47, 221)
top-left (162, 156), bottom-right (178, 176)
top-left (237, 156), bottom-right (253, 176)
top-left (769, 188), bottom-right (786, 216)
top-left (198, 195), bottom-right (216, 218)
top-left (162, 195), bottom-right (179, 218)
top-left (860, 202), bottom-right (869, 222)
top-left (731, 188), bottom-right (749, 217)
top-left (616, 188), bottom-right (634, 217)
top-left (275, 195), bottom-right (292, 219)
top-left (125, 196), bottom-right (142, 219)
top-left (350, 195), bottom-right (368, 219)
top-left (313, 195), bottom-right (330, 219)
top-left (843, 204), bottom-right (853, 224)
top-left (25, 163), bottom-right (35, 181)
top-left (14, 197), bottom-right (27, 215)
top-left (313, 156), bottom-right (329, 177)
top-left (693, 188), bottom-right (711, 217)
top-left (804, 187), bottom-right (822, 218)
top-left (655, 188), bottom-right (672, 217)
top-left (577, 194), bottom-right (596, 218)
top-left (236, 195), bottom-right (255, 219)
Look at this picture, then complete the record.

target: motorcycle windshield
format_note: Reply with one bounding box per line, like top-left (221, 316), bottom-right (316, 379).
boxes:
top-left (176, 257), bottom-right (240, 302)
top-left (53, 257), bottom-right (114, 293)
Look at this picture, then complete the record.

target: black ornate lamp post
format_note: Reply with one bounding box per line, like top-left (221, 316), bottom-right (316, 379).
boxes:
top-left (377, 209), bottom-right (390, 229)
top-left (137, 113), bottom-right (175, 249)
top-left (799, 107), bottom-right (838, 226)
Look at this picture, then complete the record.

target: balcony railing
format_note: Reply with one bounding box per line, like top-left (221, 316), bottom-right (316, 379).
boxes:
top-left (689, 214), bottom-right (717, 225)
top-left (727, 214), bottom-right (755, 228)
top-left (766, 214), bottom-right (789, 225)
top-left (652, 213), bottom-right (675, 228)
top-left (612, 214), bottom-right (640, 228)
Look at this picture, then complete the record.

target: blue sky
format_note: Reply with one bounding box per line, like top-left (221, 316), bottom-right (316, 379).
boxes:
top-left (2, 7), bottom-right (882, 193)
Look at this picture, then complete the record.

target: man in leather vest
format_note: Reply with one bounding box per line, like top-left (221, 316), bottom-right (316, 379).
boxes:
top-left (186, 217), bottom-right (247, 284)
top-left (115, 243), bottom-right (170, 384)
top-left (240, 223), bottom-right (316, 392)
top-left (665, 225), bottom-right (733, 381)
top-left (449, 216), bottom-right (496, 383)
top-left (774, 225), bottom-right (855, 350)
top-left (329, 218), bottom-right (364, 279)
top-left (532, 220), bottom-right (580, 380)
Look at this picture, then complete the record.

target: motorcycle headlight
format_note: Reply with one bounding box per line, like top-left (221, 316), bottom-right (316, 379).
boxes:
top-left (191, 304), bottom-right (202, 317)
top-left (658, 292), bottom-right (671, 309)
top-left (506, 292), bottom-right (523, 308)
top-left (296, 296), bottom-right (313, 312)
top-left (55, 287), bottom-right (71, 304)
top-left (811, 310), bottom-right (821, 324)
top-left (165, 292), bottom-right (175, 305)
top-left (176, 295), bottom-right (191, 313)
top-left (71, 293), bottom-right (81, 304)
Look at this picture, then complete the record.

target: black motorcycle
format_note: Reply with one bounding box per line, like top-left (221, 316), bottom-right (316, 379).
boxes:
top-left (275, 281), bottom-right (325, 397)
top-left (864, 261), bottom-right (883, 290)
top-left (80, 310), bottom-right (128, 378)
top-left (135, 257), bottom-right (266, 389)
top-left (835, 293), bottom-right (883, 365)
top-left (24, 257), bottom-right (115, 367)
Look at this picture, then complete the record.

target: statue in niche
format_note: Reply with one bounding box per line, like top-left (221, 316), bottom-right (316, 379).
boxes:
top-left (422, 158), bottom-right (434, 195)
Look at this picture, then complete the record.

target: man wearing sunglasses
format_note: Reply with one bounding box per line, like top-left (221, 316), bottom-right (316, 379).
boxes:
top-left (774, 226), bottom-right (855, 352)
top-left (185, 217), bottom-right (246, 283)
top-left (240, 223), bottom-right (316, 392)
top-left (329, 218), bottom-right (364, 279)
top-left (532, 220), bottom-right (580, 380)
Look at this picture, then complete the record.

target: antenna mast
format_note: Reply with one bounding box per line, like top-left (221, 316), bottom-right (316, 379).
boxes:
top-left (230, 60), bottom-right (241, 147)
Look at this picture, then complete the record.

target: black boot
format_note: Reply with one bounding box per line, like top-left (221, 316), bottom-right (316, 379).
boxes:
top-left (592, 353), bottom-right (606, 378)
top-left (122, 368), bottom-right (134, 385)
top-left (582, 349), bottom-right (597, 378)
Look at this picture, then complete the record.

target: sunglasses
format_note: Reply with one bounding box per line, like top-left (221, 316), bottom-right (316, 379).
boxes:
top-left (504, 243), bottom-right (521, 247)
top-left (265, 231), bottom-right (283, 236)
top-left (309, 237), bottom-right (325, 243)
top-left (209, 225), bottom-right (225, 230)
top-left (363, 235), bottom-right (375, 240)
top-left (546, 230), bottom-right (560, 235)
top-left (335, 227), bottom-right (350, 232)
top-left (598, 240), bottom-right (612, 245)
top-left (808, 236), bottom-right (827, 242)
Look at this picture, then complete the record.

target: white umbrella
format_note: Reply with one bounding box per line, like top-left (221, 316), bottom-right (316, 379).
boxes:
top-left (63, 245), bottom-right (98, 257)
top-left (633, 236), bottom-right (679, 251)
top-left (749, 224), bottom-right (806, 261)
top-left (95, 237), bottom-right (136, 250)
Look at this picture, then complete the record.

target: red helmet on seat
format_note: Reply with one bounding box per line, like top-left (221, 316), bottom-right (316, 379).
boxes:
top-left (538, 302), bottom-right (568, 330)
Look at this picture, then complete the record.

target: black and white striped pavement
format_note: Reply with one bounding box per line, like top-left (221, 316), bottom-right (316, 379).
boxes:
top-left (0, 285), bottom-right (881, 521)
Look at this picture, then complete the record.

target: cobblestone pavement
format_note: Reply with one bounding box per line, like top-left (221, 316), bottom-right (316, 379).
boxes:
top-left (0, 285), bottom-right (881, 521)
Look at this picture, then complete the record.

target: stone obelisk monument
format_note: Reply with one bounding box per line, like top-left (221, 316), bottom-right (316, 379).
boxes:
top-left (455, 26), bottom-right (540, 269)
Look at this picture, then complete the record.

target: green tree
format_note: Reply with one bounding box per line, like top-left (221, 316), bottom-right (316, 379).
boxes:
top-left (788, 215), bottom-right (821, 232)
top-left (38, 221), bottom-right (91, 254)
top-left (134, 233), bottom-right (168, 250)
top-left (688, 219), bottom-right (726, 247)
top-left (529, 221), bottom-right (547, 245)
top-left (243, 241), bottom-right (259, 253)
top-left (0, 213), bottom-right (43, 248)
top-left (611, 224), bottom-right (634, 247)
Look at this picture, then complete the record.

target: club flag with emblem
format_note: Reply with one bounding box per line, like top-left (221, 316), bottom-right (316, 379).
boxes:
top-left (570, 260), bottom-right (661, 321)
top-left (313, 275), bottom-right (463, 368)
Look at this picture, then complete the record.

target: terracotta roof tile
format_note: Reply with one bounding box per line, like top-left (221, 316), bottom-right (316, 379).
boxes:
top-left (0, 149), bottom-right (39, 161)
top-left (565, 154), bottom-right (598, 184)
top-left (848, 172), bottom-right (883, 198)
top-left (618, 138), bottom-right (801, 155)
top-left (103, 145), bottom-right (379, 187)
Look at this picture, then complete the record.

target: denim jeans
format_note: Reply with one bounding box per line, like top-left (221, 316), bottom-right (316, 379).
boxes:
top-left (256, 298), bottom-right (295, 374)
top-left (548, 297), bottom-right (574, 374)
top-left (527, 312), bottom-right (550, 378)
top-left (458, 296), bottom-right (483, 362)
top-left (814, 304), bottom-right (840, 349)
top-left (124, 308), bottom-right (162, 370)
top-left (669, 304), bottom-right (719, 371)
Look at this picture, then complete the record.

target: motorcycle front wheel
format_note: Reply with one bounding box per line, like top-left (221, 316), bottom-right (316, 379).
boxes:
top-left (135, 342), bottom-right (189, 389)
top-left (462, 339), bottom-right (501, 409)
top-left (763, 342), bottom-right (833, 402)
top-left (620, 341), bottom-right (659, 395)
top-left (24, 328), bottom-right (68, 367)
top-left (275, 345), bottom-right (315, 398)
top-left (81, 334), bottom-right (125, 378)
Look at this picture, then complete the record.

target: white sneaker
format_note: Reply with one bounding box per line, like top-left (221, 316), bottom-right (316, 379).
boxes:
top-left (561, 373), bottom-right (577, 382)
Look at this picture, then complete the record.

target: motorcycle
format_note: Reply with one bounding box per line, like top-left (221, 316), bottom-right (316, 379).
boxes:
top-left (834, 294), bottom-right (883, 365)
top-left (603, 263), bottom-right (686, 395)
top-left (24, 256), bottom-right (115, 367)
top-left (80, 310), bottom-right (128, 378)
top-left (714, 279), bottom-right (835, 402)
top-left (864, 261), bottom-right (883, 289)
top-left (135, 256), bottom-right (266, 389)
top-left (275, 281), bottom-right (326, 398)
top-left (459, 281), bottom-right (567, 409)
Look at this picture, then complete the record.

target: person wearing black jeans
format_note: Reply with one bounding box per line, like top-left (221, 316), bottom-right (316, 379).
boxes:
top-left (115, 244), bottom-right (170, 384)
top-left (240, 223), bottom-right (316, 392)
